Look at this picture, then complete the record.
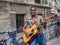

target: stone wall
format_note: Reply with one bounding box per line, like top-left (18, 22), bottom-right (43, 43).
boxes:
top-left (0, 1), bottom-right (11, 41)
top-left (0, 2), bottom-right (11, 32)
top-left (10, 3), bottom-right (26, 30)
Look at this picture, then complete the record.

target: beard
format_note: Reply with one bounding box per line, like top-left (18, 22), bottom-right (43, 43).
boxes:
top-left (31, 13), bottom-right (36, 18)
top-left (31, 15), bottom-right (36, 18)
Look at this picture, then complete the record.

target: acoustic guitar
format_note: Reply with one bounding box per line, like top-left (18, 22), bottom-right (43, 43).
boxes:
top-left (23, 24), bottom-right (42, 43)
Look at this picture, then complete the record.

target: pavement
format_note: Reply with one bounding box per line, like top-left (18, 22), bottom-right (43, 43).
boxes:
top-left (47, 36), bottom-right (60, 45)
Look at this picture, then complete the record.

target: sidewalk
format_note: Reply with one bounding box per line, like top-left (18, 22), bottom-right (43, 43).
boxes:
top-left (47, 36), bottom-right (60, 45)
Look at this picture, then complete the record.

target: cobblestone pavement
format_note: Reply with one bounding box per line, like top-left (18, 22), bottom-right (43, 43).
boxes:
top-left (47, 36), bottom-right (60, 45)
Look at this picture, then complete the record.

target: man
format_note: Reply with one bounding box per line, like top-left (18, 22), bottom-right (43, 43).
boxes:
top-left (22, 7), bottom-right (57, 45)
top-left (50, 8), bottom-right (60, 38)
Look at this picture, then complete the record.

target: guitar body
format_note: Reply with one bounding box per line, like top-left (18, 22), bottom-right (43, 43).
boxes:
top-left (23, 24), bottom-right (41, 43)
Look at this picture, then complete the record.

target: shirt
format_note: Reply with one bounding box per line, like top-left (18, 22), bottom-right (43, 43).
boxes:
top-left (25, 15), bottom-right (43, 33)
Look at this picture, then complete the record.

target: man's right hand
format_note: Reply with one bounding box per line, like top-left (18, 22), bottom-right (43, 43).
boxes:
top-left (22, 28), bottom-right (28, 34)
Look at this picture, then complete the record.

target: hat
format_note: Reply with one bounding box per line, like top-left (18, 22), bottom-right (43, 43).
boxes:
top-left (51, 8), bottom-right (58, 15)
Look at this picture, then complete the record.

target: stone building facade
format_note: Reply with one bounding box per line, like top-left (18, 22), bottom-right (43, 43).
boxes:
top-left (0, 0), bottom-right (52, 41)
top-left (0, 0), bottom-right (51, 31)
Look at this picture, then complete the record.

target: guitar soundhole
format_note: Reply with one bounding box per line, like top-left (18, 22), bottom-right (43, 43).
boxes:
top-left (29, 29), bottom-right (34, 36)
top-left (31, 29), bottom-right (34, 32)
top-left (26, 29), bottom-right (34, 38)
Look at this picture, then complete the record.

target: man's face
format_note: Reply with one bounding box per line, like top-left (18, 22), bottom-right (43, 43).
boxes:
top-left (30, 7), bottom-right (36, 16)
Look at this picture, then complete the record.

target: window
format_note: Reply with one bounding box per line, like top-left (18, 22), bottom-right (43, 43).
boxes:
top-left (42, 0), bottom-right (48, 4)
top-left (47, 9), bottom-right (51, 16)
top-left (16, 14), bottom-right (24, 29)
top-left (41, 8), bottom-right (45, 17)
top-left (35, 0), bottom-right (41, 4)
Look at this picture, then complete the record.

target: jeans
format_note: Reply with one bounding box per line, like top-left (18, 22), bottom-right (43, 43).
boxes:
top-left (29, 34), bottom-right (46, 45)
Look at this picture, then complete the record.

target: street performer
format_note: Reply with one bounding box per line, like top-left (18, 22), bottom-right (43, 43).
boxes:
top-left (22, 7), bottom-right (59, 45)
